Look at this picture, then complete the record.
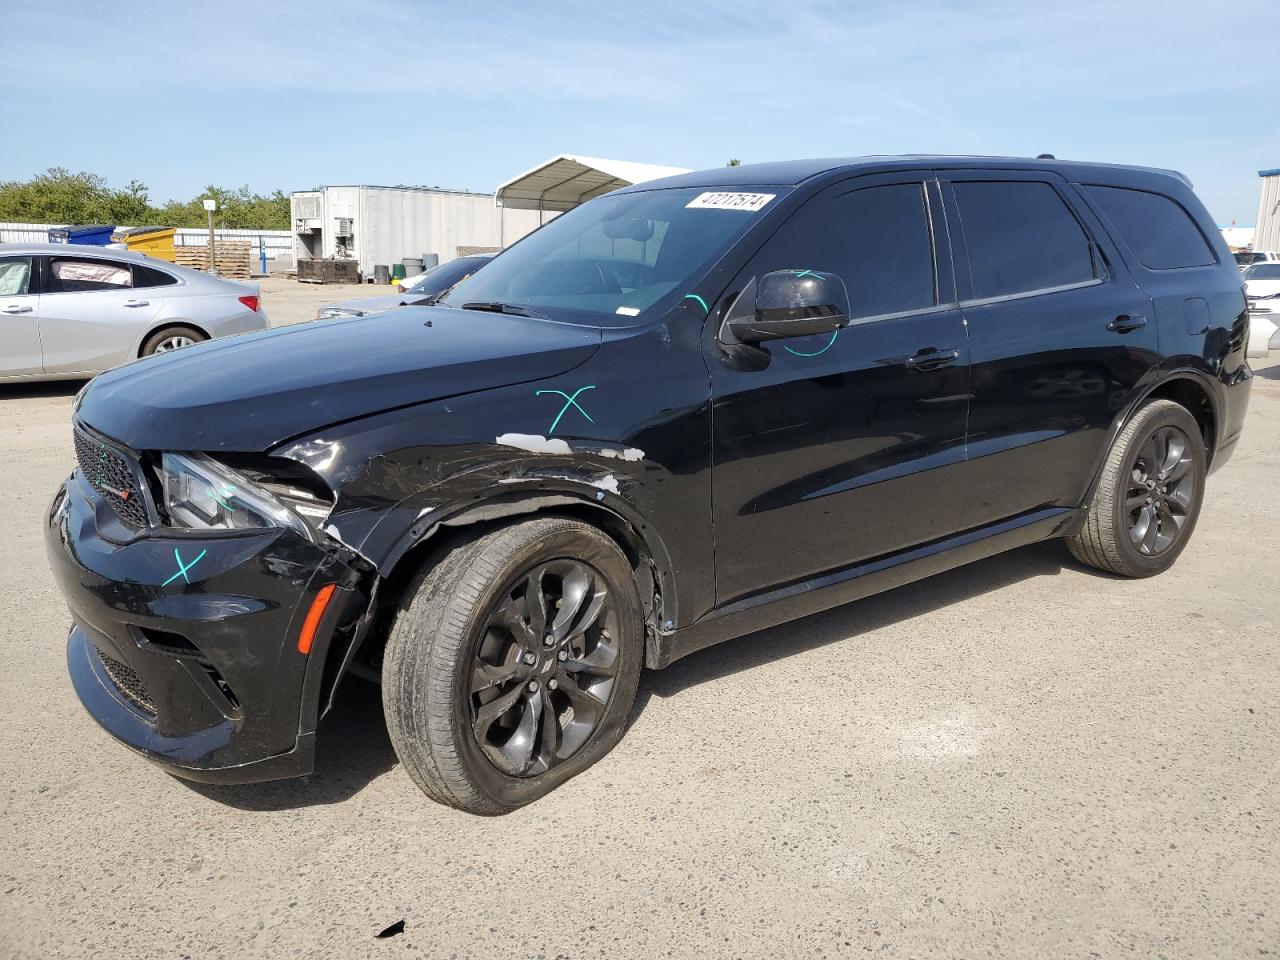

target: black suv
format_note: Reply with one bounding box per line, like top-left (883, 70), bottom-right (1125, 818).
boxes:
top-left (47, 157), bottom-right (1251, 813)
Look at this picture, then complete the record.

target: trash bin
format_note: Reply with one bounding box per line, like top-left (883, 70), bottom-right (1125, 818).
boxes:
top-left (110, 226), bottom-right (177, 262)
top-left (401, 257), bottom-right (425, 278)
top-left (373, 264), bottom-right (391, 285)
top-left (391, 263), bottom-right (407, 284)
top-left (48, 225), bottom-right (115, 246)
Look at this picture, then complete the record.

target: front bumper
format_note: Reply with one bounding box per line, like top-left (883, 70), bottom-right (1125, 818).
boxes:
top-left (46, 467), bottom-right (365, 784)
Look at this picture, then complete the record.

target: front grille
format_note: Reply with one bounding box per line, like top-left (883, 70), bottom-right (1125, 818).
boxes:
top-left (73, 427), bottom-right (150, 528)
top-left (98, 650), bottom-right (157, 716)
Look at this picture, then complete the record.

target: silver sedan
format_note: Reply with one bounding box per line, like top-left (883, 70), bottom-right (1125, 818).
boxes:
top-left (0, 242), bottom-right (269, 382)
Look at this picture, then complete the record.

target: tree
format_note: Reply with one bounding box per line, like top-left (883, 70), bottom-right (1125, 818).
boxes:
top-left (0, 168), bottom-right (290, 229)
top-left (726, 158), bottom-right (742, 167)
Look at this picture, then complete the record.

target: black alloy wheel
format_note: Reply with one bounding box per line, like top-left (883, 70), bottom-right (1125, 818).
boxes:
top-left (469, 559), bottom-right (620, 777)
top-left (1125, 424), bottom-right (1196, 557)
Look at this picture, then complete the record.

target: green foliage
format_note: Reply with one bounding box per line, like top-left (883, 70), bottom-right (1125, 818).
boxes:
top-left (0, 168), bottom-right (290, 230)
top-left (726, 158), bottom-right (742, 167)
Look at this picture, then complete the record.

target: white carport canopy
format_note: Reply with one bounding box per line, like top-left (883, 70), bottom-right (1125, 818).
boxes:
top-left (495, 154), bottom-right (691, 212)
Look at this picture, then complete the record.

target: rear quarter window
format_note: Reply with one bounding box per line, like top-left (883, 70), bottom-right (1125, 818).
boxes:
top-left (1084, 185), bottom-right (1215, 270)
top-left (132, 264), bottom-right (178, 288)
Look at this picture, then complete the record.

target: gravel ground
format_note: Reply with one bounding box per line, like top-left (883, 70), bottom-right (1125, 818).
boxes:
top-left (1, 290), bottom-right (1277, 958)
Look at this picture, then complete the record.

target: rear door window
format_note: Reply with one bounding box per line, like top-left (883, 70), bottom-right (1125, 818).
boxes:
top-left (952, 180), bottom-right (1097, 300)
top-left (1085, 185), bottom-right (1215, 270)
top-left (0, 256), bottom-right (33, 296)
top-left (46, 257), bottom-right (134, 293)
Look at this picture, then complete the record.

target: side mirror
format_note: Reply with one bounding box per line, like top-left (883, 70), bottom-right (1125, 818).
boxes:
top-left (724, 269), bottom-right (850, 344)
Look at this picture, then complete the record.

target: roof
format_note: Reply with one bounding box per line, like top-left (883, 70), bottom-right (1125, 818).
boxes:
top-left (1260, 168), bottom-right (1280, 178)
top-left (616, 155), bottom-right (1193, 194)
top-left (0, 241), bottom-right (164, 261)
top-left (495, 155), bottom-right (692, 212)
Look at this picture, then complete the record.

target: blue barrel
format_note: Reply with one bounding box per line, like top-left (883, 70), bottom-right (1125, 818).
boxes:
top-left (48, 225), bottom-right (116, 246)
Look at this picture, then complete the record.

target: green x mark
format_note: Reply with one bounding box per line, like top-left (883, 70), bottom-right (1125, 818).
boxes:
top-left (535, 386), bottom-right (596, 436)
top-left (793, 269), bottom-right (824, 280)
top-left (162, 548), bottom-right (207, 587)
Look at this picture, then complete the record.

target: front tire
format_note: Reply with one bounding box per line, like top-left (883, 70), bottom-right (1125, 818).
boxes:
top-left (382, 518), bottom-right (644, 814)
top-left (1066, 399), bottom-right (1206, 577)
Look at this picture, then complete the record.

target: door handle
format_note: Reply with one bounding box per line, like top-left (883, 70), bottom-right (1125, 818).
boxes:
top-left (1107, 314), bottom-right (1147, 333)
top-left (123, 299), bottom-right (150, 308)
top-left (1, 304), bottom-right (33, 314)
top-left (903, 347), bottom-right (960, 371)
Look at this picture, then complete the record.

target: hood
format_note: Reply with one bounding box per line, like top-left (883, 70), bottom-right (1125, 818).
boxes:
top-left (76, 306), bottom-right (601, 452)
top-left (321, 294), bottom-right (424, 316)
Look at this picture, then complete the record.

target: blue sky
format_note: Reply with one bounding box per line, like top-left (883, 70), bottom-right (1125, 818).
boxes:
top-left (2, 0), bottom-right (1275, 223)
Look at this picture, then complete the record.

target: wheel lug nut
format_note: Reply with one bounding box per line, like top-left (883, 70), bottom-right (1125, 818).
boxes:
top-left (544, 634), bottom-right (556, 647)
top-left (522, 652), bottom-right (536, 665)
top-left (527, 680), bottom-right (538, 692)
top-left (548, 679), bottom-right (559, 690)
top-left (557, 650), bottom-right (568, 662)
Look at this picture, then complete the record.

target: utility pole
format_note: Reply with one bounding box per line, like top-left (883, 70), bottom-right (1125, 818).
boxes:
top-left (203, 198), bottom-right (219, 277)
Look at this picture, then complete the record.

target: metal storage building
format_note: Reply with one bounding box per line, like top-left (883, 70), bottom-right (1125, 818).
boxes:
top-left (290, 185), bottom-right (545, 277)
top-left (292, 157), bottom-right (690, 278)
top-left (1256, 168), bottom-right (1280, 253)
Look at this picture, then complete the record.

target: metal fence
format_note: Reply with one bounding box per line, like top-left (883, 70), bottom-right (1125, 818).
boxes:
top-left (0, 222), bottom-right (294, 267)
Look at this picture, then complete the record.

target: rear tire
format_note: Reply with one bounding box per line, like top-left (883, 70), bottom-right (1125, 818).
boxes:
top-left (382, 518), bottom-right (644, 814)
top-left (1066, 399), bottom-right (1206, 577)
top-left (141, 325), bottom-right (206, 356)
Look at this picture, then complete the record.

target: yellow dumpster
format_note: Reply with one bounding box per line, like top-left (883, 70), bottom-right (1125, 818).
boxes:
top-left (110, 226), bottom-right (177, 262)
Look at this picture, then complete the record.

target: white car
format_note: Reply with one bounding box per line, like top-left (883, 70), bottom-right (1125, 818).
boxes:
top-left (1244, 262), bottom-right (1280, 354)
top-left (0, 243), bottom-right (268, 382)
top-left (1235, 250), bottom-right (1280, 269)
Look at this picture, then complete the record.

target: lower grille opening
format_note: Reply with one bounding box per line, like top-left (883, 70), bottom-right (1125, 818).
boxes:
top-left (97, 650), bottom-right (157, 716)
top-left (137, 627), bottom-right (202, 658)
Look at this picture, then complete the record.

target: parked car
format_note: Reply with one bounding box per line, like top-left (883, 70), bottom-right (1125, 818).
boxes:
top-left (315, 254), bottom-right (493, 321)
top-left (1234, 250), bottom-right (1280, 269)
top-left (1244, 262), bottom-right (1280, 352)
top-left (396, 254), bottom-right (494, 293)
top-left (0, 243), bottom-right (267, 382)
top-left (47, 157), bottom-right (1251, 814)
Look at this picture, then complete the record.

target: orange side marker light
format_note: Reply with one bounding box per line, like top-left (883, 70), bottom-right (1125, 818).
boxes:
top-left (297, 583), bottom-right (338, 655)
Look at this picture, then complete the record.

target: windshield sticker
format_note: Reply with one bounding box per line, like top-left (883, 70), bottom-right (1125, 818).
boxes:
top-left (535, 385), bottom-right (596, 435)
top-left (685, 192), bottom-right (775, 212)
top-left (615, 306), bottom-right (641, 317)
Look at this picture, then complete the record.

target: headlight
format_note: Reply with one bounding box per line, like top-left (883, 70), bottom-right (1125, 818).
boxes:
top-left (315, 307), bottom-right (364, 321)
top-left (160, 452), bottom-right (314, 540)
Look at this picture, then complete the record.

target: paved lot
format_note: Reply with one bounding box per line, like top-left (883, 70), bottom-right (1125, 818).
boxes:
top-left (1, 286), bottom-right (1277, 958)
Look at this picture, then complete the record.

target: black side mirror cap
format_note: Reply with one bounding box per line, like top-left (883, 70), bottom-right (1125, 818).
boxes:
top-left (724, 269), bottom-right (850, 344)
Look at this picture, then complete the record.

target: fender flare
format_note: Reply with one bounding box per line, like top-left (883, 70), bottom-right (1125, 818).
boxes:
top-left (1080, 367), bottom-right (1219, 507)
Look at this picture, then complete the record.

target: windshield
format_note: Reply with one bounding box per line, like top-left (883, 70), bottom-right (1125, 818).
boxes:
top-left (407, 256), bottom-right (489, 296)
top-left (440, 186), bottom-right (788, 323)
top-left (1245, 263), bottom-right (1280, 280)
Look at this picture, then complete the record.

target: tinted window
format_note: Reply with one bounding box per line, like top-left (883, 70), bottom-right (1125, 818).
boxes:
top-left (1245, 263), bottom-right (1280, 279)
top-left (761, 183), bottom-right (937, 319)
top-left (953, 181), bottom-right (1096, 300)
top-left (132, 264), bottom-right (177, 288)
top-left (0, 256), bottom-right (32, 296)
top-left (47, 257), bottom-right (133, 293)
top-left (1085, 185), bottom-right (1215, 270)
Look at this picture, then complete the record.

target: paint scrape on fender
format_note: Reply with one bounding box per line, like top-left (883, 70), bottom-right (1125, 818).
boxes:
top-left (495, 433), bottom-right (573, 455)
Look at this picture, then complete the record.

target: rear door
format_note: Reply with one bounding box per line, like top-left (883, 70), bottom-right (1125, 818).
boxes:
top-left (0, 255), bottom-right (42, 376)
top-left (709, 172), bottom-right (971, 604)
top-left (36, 255), bottom-right (164, 374)
top-left (940, 171), bottom-right (1158, 528)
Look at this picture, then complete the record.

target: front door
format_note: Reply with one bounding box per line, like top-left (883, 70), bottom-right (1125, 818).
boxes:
top-left (36, 254), bottom-right (163, 374)
top-left (0, 255), bottom-right (42, 376)
top-left (939, 172), bottom-right (1160, 528)
top-left (708, 174), bottom-right (971, 606)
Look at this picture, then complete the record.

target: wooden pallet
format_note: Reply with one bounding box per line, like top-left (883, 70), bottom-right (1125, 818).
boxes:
top-left (175, 241), bottom-right (252, 280)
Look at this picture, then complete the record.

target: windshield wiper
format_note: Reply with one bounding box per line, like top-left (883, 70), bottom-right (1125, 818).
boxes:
top-left (460, 301), bottom-right (546, 318)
